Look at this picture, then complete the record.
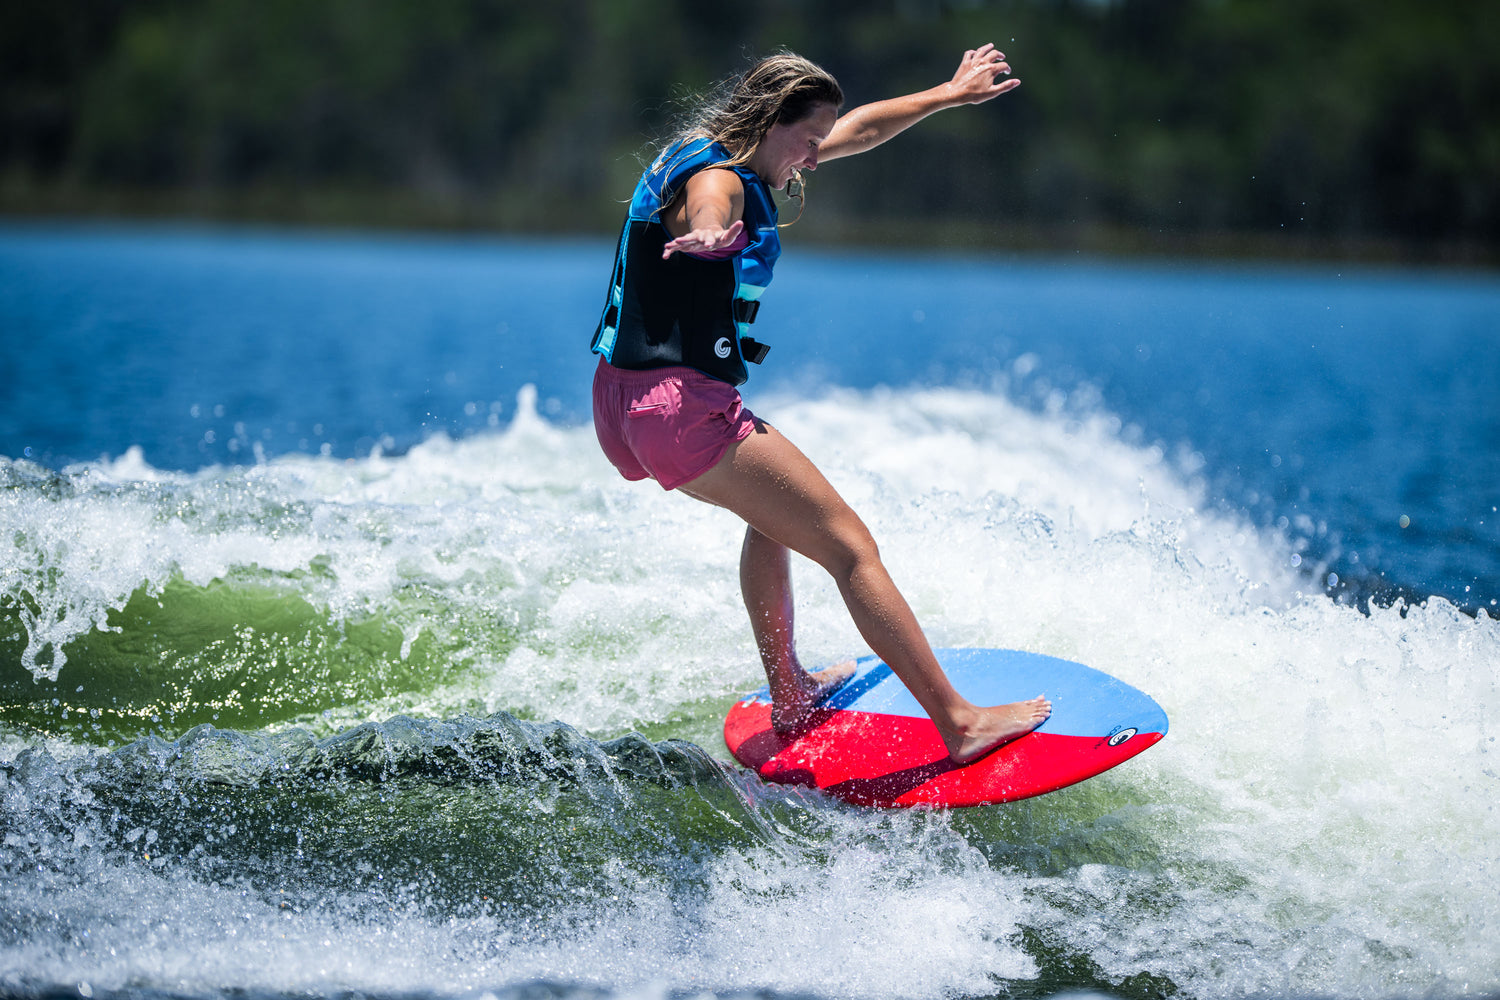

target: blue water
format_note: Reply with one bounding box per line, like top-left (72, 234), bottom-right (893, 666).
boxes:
top-left (2, 222), bottom-right (1499, 1000)
top-left (3, 222), bottom-right (1496, 612)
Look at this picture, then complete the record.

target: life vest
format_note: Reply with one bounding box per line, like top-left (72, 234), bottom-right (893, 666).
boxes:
top-left (590, 138), bottom-right (780, 386)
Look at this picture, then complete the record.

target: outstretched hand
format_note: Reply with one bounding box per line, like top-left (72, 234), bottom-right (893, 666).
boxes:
top-left (662, 218), bottom-right (744, 259)
top-left (946, 43), bottom-right (1020, 105)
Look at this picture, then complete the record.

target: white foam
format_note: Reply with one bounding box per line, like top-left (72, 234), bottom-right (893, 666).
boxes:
top-left (0, 806), bottom-right (1031, 1000)
top-left (4, 383), bottom-right (1498, 997)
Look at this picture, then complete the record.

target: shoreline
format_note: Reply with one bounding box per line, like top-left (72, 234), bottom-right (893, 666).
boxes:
top-left (3, 183), bottom-right (1495, 271)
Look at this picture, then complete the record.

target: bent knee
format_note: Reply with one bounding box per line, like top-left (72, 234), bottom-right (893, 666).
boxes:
top-left (820, 517), bottom-right (881, 579)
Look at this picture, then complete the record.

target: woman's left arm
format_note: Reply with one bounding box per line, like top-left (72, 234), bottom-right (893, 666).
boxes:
top-left (818, 43), bottom-right (1020, 163)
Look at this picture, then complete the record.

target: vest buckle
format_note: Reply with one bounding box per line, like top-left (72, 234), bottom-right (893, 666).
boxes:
top-left (733, 298), bottom-right (760, 324)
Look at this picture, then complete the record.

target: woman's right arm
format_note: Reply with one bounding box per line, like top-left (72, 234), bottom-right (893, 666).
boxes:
top-left (819, 44), bottom-right (1019, 163)
top-left (661, 168), bottom-right (746, 259)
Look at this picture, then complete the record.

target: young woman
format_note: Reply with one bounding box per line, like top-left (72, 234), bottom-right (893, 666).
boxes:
top-left (591, 45), bottom-right (1050, 764)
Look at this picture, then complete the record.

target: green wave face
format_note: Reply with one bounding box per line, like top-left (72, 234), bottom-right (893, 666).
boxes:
top-left (0, 574), bottom-right (494, 743)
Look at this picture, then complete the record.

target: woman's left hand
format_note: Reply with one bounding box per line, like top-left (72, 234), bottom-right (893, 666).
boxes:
top-left (662, 219), bottom-right (744, 259)
top-left (945, 43), bottom-right (1020, 105)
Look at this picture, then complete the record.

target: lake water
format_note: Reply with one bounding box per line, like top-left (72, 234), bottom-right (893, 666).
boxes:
top-left (1, 222), bottom-right (1498, 1000)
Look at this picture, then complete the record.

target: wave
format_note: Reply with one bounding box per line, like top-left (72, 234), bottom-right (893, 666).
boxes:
top-left (0, 708), bottom-right (1060, 1000)
top-left (3, 712), bottom-right (745, 913)
top-left (3, 384), bottom-right (1499, 1000)
top-left (1, 381), bottom-right (1297, 742)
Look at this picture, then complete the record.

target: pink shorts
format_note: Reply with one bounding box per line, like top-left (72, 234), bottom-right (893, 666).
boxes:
top-left (592, 359), bottom-right (759, 490)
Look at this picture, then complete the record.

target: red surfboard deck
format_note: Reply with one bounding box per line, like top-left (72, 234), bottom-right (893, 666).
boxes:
top-left (723, 648), bottom-right (1167, 808)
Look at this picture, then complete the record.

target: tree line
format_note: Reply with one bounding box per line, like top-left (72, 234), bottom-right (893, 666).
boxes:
top-left (2, 0), bottom-right (1495, 261)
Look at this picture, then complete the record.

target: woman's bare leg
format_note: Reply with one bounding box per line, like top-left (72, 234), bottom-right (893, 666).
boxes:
top-left (738, 523), bottom-right (857, 731)
top-left (683, 421), bottom-right (1050, 763)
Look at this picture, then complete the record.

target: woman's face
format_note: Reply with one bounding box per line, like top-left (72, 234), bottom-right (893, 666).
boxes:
top-left (748, 102), bottom-right (839, 187)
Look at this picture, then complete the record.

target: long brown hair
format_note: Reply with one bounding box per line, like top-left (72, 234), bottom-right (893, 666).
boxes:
top-left (659, 52), bottom-right (844, 223)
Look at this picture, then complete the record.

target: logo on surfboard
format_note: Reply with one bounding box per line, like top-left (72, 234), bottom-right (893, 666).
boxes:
top-left (1107, 727), bottom-right (1138, 747)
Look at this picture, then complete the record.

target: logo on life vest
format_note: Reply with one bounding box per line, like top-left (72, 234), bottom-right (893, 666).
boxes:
top-left (714, 337), bottom-right (732, 359)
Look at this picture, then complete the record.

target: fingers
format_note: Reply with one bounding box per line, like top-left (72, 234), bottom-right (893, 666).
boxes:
top-left (662, 219), bottom-right (744, 259)
top-left (977, 51), bottom-right (1010, 78)
top-left (965, 44), bottom-right (1004, 67)
top-left (956, 42), bottom-right (1017, 102)
top-left (957, 44), bottom-right (1013, 83)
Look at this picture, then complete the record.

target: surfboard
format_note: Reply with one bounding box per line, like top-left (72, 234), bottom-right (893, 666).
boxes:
top-left (723, 647), bottom-right (1167, 808)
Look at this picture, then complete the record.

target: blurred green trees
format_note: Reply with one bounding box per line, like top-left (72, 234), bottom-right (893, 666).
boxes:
top-left (2, 0), bottom-right (1495, 259)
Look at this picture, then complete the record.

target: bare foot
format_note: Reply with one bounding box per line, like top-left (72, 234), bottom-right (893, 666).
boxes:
top-left (944, 695), bottom-right (1051, 765)
top-left (770, 660), bottom-right (858, 734)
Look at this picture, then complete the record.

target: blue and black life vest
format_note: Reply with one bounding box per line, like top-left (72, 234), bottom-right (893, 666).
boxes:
top-left (590, 138), bottom-right (780, 386)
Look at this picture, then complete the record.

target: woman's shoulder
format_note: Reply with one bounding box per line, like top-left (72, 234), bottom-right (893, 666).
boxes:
top-left (654, 136), bottom-right (731, 177)
top-left (650, 137), bottom-right (750, 201)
